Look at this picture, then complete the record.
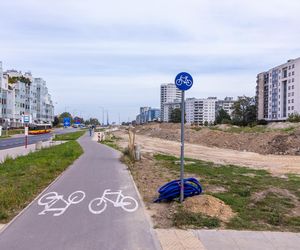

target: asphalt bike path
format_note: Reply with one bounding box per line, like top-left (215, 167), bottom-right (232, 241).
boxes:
top-left (0, 133), bottom-right (160, 250)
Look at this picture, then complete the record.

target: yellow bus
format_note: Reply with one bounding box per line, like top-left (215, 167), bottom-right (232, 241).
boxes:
top-left (29, 124), bottom-right (52, 135)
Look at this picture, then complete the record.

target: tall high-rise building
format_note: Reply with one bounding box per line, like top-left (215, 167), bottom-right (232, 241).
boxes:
top-left (256, 73), bottom-right (269, 120)
top-left (256, 58), bottom-right (300, 121)
top-left (160, 83), bottom-right (182, 122)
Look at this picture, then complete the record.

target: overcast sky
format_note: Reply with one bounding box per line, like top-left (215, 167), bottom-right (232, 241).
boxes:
top-left (1, 0), bottom-right (300, 122)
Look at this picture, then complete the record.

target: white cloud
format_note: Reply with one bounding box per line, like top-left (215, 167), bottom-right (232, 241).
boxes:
top-left (1, 0), bottom-right (300, 121)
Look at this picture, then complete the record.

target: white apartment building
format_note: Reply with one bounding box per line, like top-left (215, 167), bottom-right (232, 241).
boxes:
top-left (162, 100), bottom-right (181, 122)
top-left (0, 61), bottom-right (54, 127)
top-left (186, 97), bottom-right (217, 125)
top-left (216, 97), bottom-right (235, 117)
top-left (256, 57), bottom-right (300, 121)
top-left (160, 83), bottom-right (182, 122)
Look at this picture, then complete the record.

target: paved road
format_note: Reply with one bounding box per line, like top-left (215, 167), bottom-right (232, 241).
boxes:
top-left (0, 133), bottom-right (160, 250)
top-left (0, 128), bottom-right (79, 150)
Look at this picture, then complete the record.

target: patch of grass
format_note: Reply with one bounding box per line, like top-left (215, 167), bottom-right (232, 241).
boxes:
top-left (191, 127), bottom-right (202, 131)
top-left (53, 131), bottom-right (85, 141)
top-left (174, 208), bottom-right (220, 228)
top-left (100, 135), bottom-right (121, 151)
top-left (154, 154), bottom-right (300, 232)
top-left (0, 141), bottom-right (83, 223)
top-left (209, 125), bottom-right (296, 134)
top-left (8, 129), bottom-right (24, 136)
top-left (94, 128), bottom-right (105, 132)
top-left (0, 135), bottom-right (10, 139)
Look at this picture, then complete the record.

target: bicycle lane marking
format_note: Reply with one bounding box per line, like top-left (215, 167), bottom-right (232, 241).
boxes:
top-left (88, 189), bottom-right (139, 215)
top-left (38, 191), bottom-right (86, 216)
top-left (37, 189), bottom-right (138, 216)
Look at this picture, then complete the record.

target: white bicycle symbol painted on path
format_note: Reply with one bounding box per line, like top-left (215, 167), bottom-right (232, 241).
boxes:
top-left (89, 189), bottom-right (138, 214)
top-left (176, 75), bottom-right (193, 87)
top-left (38, 191), bottom-right (85, 216)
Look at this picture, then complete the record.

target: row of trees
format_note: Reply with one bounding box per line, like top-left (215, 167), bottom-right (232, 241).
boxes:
top-left (52, 112), bottom-right (101, 127)
top-left (169, 96), bottom-right (258, 126)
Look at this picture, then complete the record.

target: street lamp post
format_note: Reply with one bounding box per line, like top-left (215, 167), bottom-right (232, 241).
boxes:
top-left (99, 107), bottom-right (105, 126)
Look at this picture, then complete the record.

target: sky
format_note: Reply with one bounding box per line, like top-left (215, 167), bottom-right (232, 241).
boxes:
top-left (1, 0), bottom-right (300, 123)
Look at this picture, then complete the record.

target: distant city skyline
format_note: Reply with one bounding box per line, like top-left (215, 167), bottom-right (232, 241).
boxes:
top-left (1, 0), bottom-right (300, 122)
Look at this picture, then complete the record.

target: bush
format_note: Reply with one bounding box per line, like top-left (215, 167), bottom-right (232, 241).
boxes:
top-left (257, 119), bottom-right (268, 125)
top-left (287, 113), bottom-right (300, 123)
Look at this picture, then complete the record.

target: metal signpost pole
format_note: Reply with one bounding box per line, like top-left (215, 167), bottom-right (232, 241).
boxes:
top-left (180, 90), bottom-right (185, 203)
top-left (175, 72), bottom-right (193, 203)
top-left (25, 124), bottom-right (28, 148)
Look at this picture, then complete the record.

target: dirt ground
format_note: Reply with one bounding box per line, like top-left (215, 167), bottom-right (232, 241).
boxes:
top-left (133, 123), bottom-right (300, 156)
top-left (126, 152), bottom-right (232, 228)
top-left (115, 130), bottom-right (300, 176)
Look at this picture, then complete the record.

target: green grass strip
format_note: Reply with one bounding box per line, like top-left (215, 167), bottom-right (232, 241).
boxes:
top-left (0, 141), bottom-right (83, 223)
top-left (53, 130), bottom-right (85, 141)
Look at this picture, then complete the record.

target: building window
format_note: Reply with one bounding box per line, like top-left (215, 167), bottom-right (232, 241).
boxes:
top-left (292, 106), bottom-right (294, 110)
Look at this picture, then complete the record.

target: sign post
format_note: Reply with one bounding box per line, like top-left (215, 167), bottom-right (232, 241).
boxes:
top-left (23, 115), bottom-right (30, 148)
top-left (174, 72), bottom-right (193, 203)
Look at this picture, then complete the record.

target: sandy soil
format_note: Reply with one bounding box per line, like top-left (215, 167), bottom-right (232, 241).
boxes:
top-left (115, 130), bottom-right (300, 176)
top-left (134, 123), bottom-right (300, 155)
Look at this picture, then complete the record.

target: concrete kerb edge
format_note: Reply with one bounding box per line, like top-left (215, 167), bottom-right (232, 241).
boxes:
top-left (0, 139), bottom-right (86, 235)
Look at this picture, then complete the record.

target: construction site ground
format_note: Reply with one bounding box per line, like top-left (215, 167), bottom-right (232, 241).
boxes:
top-left (114, 125), bottom-right (300, 176)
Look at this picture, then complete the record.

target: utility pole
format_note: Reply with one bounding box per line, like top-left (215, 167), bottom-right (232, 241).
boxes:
top-left (106, 110), bottom-right (109, 126)
top-left (99, 107), bottom-right (105, 126)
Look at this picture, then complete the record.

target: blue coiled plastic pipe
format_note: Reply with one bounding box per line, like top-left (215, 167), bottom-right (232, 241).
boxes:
top-left (154, 177), bottom-right (202, 202)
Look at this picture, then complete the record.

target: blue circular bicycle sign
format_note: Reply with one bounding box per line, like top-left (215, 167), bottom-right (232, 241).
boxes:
top-left (175, 72), bottom-right (193, 91)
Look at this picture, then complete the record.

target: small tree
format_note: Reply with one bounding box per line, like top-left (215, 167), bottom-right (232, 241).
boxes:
top-left (215, 109), bottom-right (231, 124)
top-left (232, 96), bottom-right (257, 126)
top-left (85, 118), bottom-right (100, 126)
top-left (287, 113), bottom-right (300, 123)
top-left (170, 108), bottom-right (182, 123)
top-left (59, 112), bottom-right (73, 124)
top-left (52, 116), bottom-right (60, 127)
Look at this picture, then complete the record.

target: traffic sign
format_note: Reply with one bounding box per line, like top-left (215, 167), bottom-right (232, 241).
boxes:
top-left (63, 117), bottom-right (71, 127)
top-left (175, 72), bottom-right (193, 91)
top-left (23, 115), bottom-right (30, 123)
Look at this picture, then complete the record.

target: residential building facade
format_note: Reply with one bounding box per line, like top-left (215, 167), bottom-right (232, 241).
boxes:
top-left (256, 58), bottom-right (300, 121)
top-left (216, 97), bottom-right (235, 117)
top-left (160, 83), bottom-right (182, 122)
top-left (0, 61), bottom-right (54, 127)
top-left (162, 100), bottom-right (181, 122)
top-left (186, 97), bottom-right (217, 125)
